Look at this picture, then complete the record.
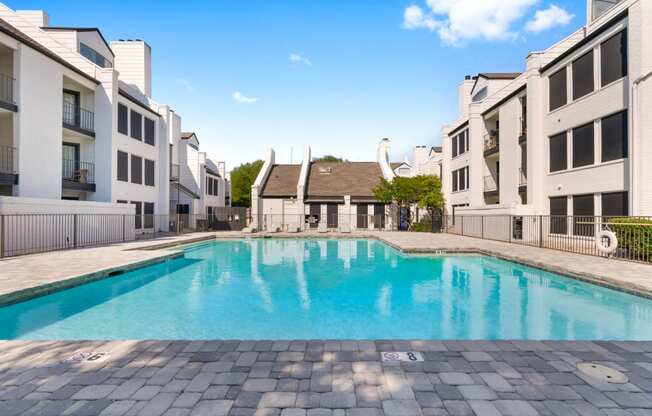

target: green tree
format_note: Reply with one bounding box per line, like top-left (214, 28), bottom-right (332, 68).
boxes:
top-left (415, 175), bottom-right (445, 220)
top-left (230, 160), bottom-right (264, 207)
top-left (313, 155), bottom-right (345, 162)
top-left (372, 175), bottom-right (444, 228)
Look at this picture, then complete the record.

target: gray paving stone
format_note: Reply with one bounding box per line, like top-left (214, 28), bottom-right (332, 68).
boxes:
top-left (259, 392), bottom-right (297, 408)
top-left (442, 400), bottom-right (473, 416)
top-left (235, 392), bottom-right (263, 408)
top-left (173, 393), bottom-right (202, 408)
top-left (99, 400), bottom-right (137, 416)
top-left (202, 386), bottom-right (230, 400)
top-left (319, 392), bottom-right (356, 408)
top-left (214, 372), bottom-right (248, 386)
top-left (189, 400), bottom-right (233, 416)
top-left (243, 378), bottom-right (278, 392)
top-left (414, 392), bottom-right (443, 408)
top-left (72, 385), bottom-right (117, 400)
top-left (71, 399), bottom-right (113, 416)
top-left (604, 392), bottom-right (652, 408)
top-left (438, 373), bottom-right (474, 386)
top-left (467, 400), bottom-right (501, 416)
top-left (346, 409), bottom-right (382, 416)
top-left (281, 410), bottom-right (306, 416)
top-left (138, 393), bottom-right (178, 416)
top-left (538, 385), bottom-right (583, 400)
top-left (478, 372), bottom-right (515, 392)
top-left (111, 379), bottom-right (148, 400)
top-left (493, 400), bottom-right (539, 416)
top-left (307, 410), bottom-right (332, 416)
top-left (132, 386), bottom-right (163, 401)
top-left (382, 399), bottom-right (424, 416)
top-left (457, 385), bottom-right (497, 401)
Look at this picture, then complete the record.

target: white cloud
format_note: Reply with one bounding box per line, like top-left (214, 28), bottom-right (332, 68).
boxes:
top-left (232, 91), bottom-right (259, 104)
top-left (289, 53), bottom-right (312, 66)
top-left (402, 5), bottom-right (439, 31)
top-left (402, 0), bottom-right (539, 45)
top-left (525, 5), bottom-right (574, 33)
top-left (175, 78), bottom-right (194, 93)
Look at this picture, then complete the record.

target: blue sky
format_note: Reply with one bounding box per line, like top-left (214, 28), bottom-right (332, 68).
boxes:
top-left (12, 0), bottom-right (586, 169)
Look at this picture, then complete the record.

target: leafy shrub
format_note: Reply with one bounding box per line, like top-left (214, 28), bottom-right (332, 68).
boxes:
top-left (608, 217), bottom-right (652, 262)
top-left (410, 222), bottom-right (433, 233)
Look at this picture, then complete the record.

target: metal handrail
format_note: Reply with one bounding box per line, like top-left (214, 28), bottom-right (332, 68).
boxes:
top-left (62, 158), bottom-right (95, 184)
top-left (0, 73), bottom-right (15, 105)
top-left (483, 133), bottom-right (499, 153)
top-left (0, 145), bottom-right (17, 174)
top-left (63, 101), bottom-right (95, 133)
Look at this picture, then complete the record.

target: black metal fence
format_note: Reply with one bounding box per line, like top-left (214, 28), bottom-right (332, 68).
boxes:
top-left (62, 101), bottom-right (95, 133)
top-left (0, 145), bottom-right (16, 175)
top-left (436, 215), bottom-right (652, 264)
top-left (0, 72), bottom-right (14, 106)
top-left (0, 212), bottom-right (247, 258)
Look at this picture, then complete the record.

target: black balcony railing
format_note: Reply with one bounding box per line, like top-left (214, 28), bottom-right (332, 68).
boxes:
top-left (0, 145), bottom-right (17, 175)
top-left (62, 159), bottom-right (95, 185)
top-left (63, 101), bottom-right (95, 134)
top-left (483, 133), bottom-right (499, 156)
top-left (0, 73), bottom-right (15, 107)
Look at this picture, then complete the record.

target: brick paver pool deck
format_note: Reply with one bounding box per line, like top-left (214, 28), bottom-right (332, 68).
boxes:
top-left (1, 231), bottom-right (652, 414)
top-left (1, 339), bottom-right (652, 415)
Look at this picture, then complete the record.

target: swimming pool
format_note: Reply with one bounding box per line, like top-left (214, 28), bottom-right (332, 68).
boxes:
top-left (1, 238), bottom-right (651, 340)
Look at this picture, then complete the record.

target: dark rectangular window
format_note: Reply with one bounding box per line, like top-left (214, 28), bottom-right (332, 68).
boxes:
top-left (550, 196), bottom-right (568, 234)
top-left (117, 200), bottom-right (128, 204)
top-left (144, 159), bottom-right (155, 187)
top-left (131, 155), bottom-right (142, 184)
top-left (465, 167), bottom-right (470, 189)
top-left (549, 68), bottom-right (567, 111)
top-left (572, 51), bottom-right (594, 100)
top-left (601, 111), bottom-right (627, 162)
top-left (117, 150), bottom-right (128, 182)
top-left (130, 110), bottom-right (142, 140)
top-left (79, 42), bottom-right (112, 68)
top-left (573, 194), bottom-right (595, 236)
top-left (144, 118), bottom-right (155, 146)
top-left (601, 30), bottom-right (627, 87)
top-left (602, 191), bottom-right (628, 217)
top-left (452, 170), bottom-right (458, 192)
top-left (549, 132), bottom-right (567, 172)
top-left (144, 202), bottom-right (154, 229)
top-left (458, 132), bottom-right (465, 155)
top-left (132, 201), bottom-right (142, 230)
top-left (573, 123), bottom-right (594, 168)
top-left (459, 168), bottom-right (466, 191)
top-left (452, 135), bottom-right (458, 158)
top-left (118, 104), bottom-right (128, 135)
top-left (213, 179), bottom-right (219, 196)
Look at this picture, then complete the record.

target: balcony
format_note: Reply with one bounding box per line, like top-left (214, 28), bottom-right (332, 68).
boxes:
top-left (0, 145), bottom-right (18, 185)
top-left (519, 167), bottom-right (527, 191)
top-left (0, 73), bottom-right (16, 112)
top-left (483, 174), bottom-right (498, 194)
top-left (62, 159), bottom-right (95, 192)
top-left (483, 132), bottom-right (499, 157)
top-left (170, 163), bottom-right (180, 181)
top-left (63, 101), bottom-right (95, 137)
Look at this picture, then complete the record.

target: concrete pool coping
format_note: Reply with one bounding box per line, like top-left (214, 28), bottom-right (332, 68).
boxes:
top-left (1, 230), bottom-right (651, 307)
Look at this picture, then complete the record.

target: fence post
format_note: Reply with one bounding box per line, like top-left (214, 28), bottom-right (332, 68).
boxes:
top-left (0, 214), bottom-right (4, 258)
top-left (481, 216), bottom-right (484, 239)
top-left (122, 214), bottom-right (126, 242)
top-left (508, 215), bottom-right (512, 243)
top-left (539, 215), bottom-right (543, 248)
top-left (461, 216), bottom-right (464, 236)
top-left (176, 213), bottom-right (180, 234)
top-left (73, 214), bottom-right (78, 248)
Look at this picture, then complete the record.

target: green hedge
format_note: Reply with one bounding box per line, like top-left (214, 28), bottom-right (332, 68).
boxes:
top-left (410, 222), bottom-right (433, 233)
top-left (609, 217), bottom-right (652, 262)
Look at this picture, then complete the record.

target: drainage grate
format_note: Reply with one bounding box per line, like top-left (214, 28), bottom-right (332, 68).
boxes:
top-left (577, 362), bottom-right (628, 384)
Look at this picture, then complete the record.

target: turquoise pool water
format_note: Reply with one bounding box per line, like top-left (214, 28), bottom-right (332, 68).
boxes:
top-left (1, 238), bottom-right (651, 340)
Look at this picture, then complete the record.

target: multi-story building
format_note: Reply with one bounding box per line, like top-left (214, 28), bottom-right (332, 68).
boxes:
top-left (441, 0), bottom-right (652, 225)
top-left (0, 3), bottom-right (228, 241)
top-left (169, 131), bottom-right (229, 228)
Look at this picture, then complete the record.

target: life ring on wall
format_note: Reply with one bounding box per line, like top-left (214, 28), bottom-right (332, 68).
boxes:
top-left (596, 230), bottom-right (618, 255)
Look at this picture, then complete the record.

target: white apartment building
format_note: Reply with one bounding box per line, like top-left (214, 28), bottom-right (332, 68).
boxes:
top-left (169, 131), bottom-right (230, 226)
top-left (0, 3), bottom-right (228, 244)
top-left (441, 0), bottom-right (652, 226)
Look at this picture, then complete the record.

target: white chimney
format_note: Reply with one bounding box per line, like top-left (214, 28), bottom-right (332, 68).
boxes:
top-left (16, 10), bottom-right (49, 27)
top-left (111, 40), bottom-right (152, 98)
top-left (377, 138), bottom-right (396, 181)
top-left (458, 75), bottom-right (476, 120)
